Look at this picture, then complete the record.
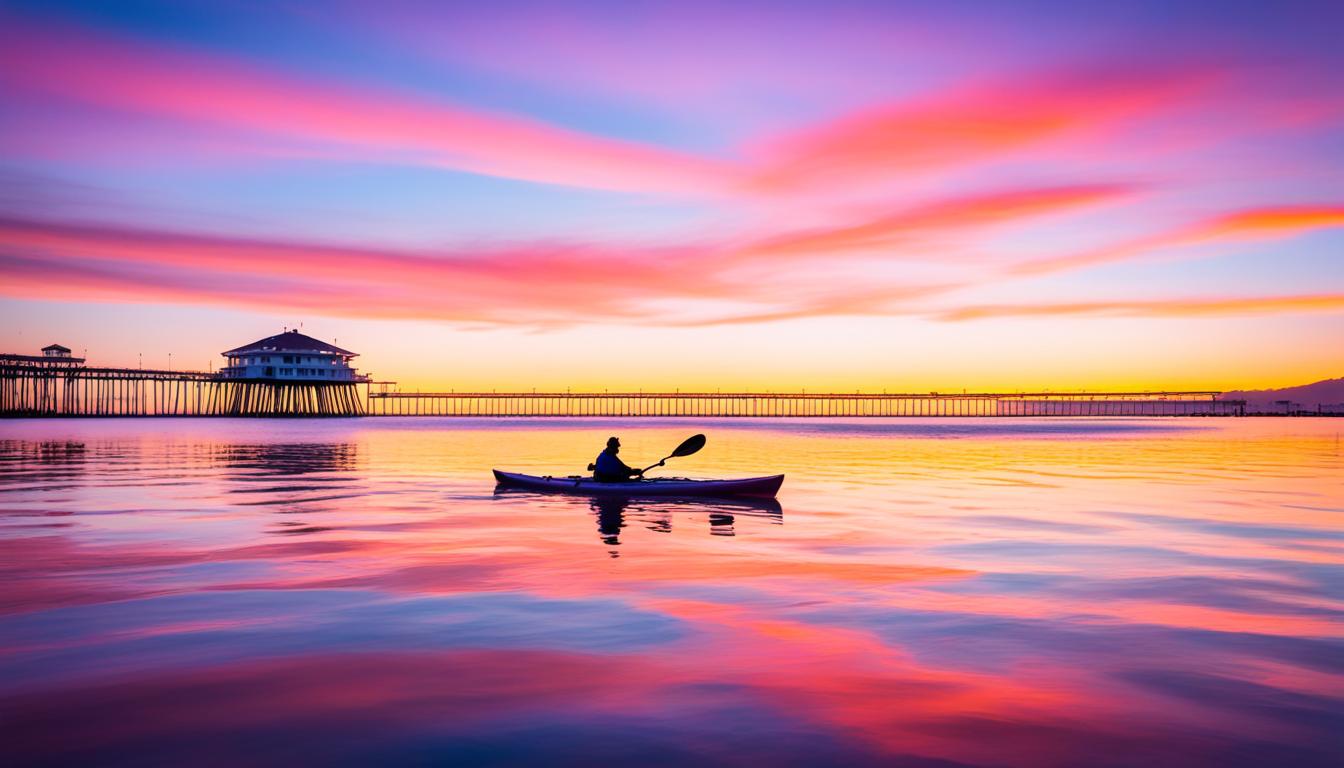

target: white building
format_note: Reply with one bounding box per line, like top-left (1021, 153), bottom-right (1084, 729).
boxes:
top-left (219, 331), bottom-right (366, 381)
top-left (0, 344), bottom-right (85, 368)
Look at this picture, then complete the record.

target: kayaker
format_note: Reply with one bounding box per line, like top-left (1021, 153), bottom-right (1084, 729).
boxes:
top-left (590, 436), bottom-right (643, 482)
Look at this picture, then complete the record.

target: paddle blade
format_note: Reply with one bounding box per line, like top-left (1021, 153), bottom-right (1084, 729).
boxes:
top-left (671, 433), bottom-right (706, 457)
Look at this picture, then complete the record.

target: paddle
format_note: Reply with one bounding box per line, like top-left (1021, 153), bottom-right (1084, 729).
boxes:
top-left (642, 433), bottom-right (706, 475)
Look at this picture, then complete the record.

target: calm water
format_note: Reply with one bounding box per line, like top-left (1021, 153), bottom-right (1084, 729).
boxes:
top-left (2, 417), bottom-right (1341, 766)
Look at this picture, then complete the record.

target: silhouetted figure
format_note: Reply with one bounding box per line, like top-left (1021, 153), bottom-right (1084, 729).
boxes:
top-left (589, 436), bottom-right (643, 482)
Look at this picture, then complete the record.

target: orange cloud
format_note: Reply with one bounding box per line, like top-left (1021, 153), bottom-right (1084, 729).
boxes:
top-left (1011, 205), bottom-right (1344, 275)
top-left (939, 293), bottom-right (1344, 321)
top-left (741, 184), bottom-right (1134, 257)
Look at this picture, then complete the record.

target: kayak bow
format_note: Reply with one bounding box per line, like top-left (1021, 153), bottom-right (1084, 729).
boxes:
top-left (492, 470), bottom-right (783, 499)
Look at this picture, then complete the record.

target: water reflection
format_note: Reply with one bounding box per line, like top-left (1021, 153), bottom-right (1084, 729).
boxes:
top-left (0, 440), bottom-right (87, 492)
top-left (581, 495), bottom-right (783, 554)
top-left (219, 442), bottom-right (359, 476)
top-left (592, 496), bottom-right (625, 551)
top-left (0, 418), bottom-right (1339, 766)
top-left (219, 443), bottom-right (362, 530)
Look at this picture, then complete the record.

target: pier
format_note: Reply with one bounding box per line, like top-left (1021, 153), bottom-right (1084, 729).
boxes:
top-left (1, 364), bottom-right (365, 417)
top-left (1, 331), bottom-right (369, 417)
top-left (1, 370), bottom-right (1246, 417)
top-left (365, 391), bottom-right (1244, 417)
top-left (2, 339), bottom-right (1246, 418)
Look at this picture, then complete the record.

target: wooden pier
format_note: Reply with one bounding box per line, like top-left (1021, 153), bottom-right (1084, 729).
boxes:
top-left (366, 391), bottom-right (1245, 417)
top-left (1, 364), bottom-right (365, 417)
top-left (2, 360), bottom-right (1247, 419)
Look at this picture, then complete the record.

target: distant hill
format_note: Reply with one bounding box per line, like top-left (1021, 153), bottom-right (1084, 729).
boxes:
top-left (1219, 377), bottom-right (1344, 413)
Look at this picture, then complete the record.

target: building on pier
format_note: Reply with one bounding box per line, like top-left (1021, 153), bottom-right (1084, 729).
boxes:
top-left (0, 344), bottom-right (85, 368)
top-left (219, 330), bottom-right (366, 382)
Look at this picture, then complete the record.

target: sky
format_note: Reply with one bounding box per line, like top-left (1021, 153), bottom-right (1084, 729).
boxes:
top-left (1, 0), bottom-right (1342, 392)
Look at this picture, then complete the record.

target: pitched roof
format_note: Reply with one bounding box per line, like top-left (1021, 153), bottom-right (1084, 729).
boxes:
top-left (42, 344), bottom-right (72, 352)
top-left (222, 331), bottom-right (357, 357)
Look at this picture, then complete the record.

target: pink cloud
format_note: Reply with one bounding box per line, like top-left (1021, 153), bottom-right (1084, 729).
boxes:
top-left (7, 204), bottom-right (1340, 329)
top-left (0, 219), bottom-right (722, 325)
top-left (746, 67), bottom-right (1219, 192)
top-left (5, 9), bottom-right (1332, 221)
top-left (0, 14), bottom-right (733, 197)
top-left (0, 182), bottom-right (1135, 327)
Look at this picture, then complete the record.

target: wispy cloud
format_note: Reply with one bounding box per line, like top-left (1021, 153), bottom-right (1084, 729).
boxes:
top-left (939, 294), bottom-right (1344, 321)
top-left (0, 13), bottom-right (734, 197)
top-left (1011, 206), bottom-right (1344, 275)
top-left (0, 12), bottom-right (1294, 205)
top-left (739, 184), bottom-right (1135, 258)
top-left (6, 208), bottom-right (1341, 328)
top-left (746, 67), bottom-right (1216, 193)
top-left (0, 182), bottom-right (1141, 327)
top-left (0, 216), bottom-right (725, 324)
top-left (3, 6), bottom-right (1341, 343)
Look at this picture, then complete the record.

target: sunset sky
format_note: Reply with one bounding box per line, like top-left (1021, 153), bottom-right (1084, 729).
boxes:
top-left (1, 0), bottom-right (1341, 392)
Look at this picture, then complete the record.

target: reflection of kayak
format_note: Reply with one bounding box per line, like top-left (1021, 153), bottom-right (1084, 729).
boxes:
top-left (492, 470), bottom-right (784, 499)
top-left (493, 487), bottom-right (784, 518)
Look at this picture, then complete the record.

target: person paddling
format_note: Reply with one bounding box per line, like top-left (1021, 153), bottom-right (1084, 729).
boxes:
top-left (590, 436), bottom-right (643, 482)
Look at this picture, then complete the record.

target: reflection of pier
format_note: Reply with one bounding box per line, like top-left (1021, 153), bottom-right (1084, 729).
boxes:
top-left (368, 391), bottom-right (1245, 417)
top-left (1, 365), bottom-right (365, 417)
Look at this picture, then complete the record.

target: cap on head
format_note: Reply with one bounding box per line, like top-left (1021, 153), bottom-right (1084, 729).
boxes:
top-left (607, 436), bottom-right (620, 448)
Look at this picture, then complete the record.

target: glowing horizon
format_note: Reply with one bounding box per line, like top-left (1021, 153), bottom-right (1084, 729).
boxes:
top-left (1, 1), bottom-right (1341, 391)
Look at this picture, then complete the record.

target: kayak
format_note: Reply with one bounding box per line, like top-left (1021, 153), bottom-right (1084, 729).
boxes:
top-left (492, 470), bottom-right (784, 499)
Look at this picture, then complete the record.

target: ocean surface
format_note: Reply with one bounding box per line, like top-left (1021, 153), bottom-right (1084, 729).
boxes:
top-left (2, 417), bottom-right (1341, 766)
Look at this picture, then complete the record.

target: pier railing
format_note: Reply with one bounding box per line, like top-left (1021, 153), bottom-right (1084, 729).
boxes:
top-left (366, 391), bottom-right (1245, 417)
